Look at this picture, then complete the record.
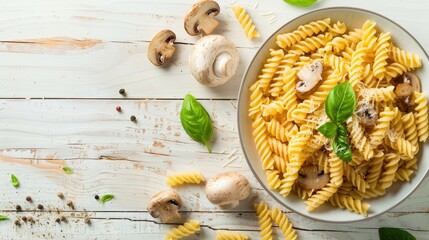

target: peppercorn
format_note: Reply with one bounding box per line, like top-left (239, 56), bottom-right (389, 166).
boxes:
top-left (66, 199), bottom-right (74, 208)
top-left (94, 195), bottom-right (99, 200)
top-left (119, 88), bottom-right (126, 96)
top-left (37, 204), bottom-right (43, 210)
top-left (15, 205), bottom-right (22, 211)
top-left (116, 106), bottom-right (122, 112)
top-left (60, 215), bottom-right (67, 222)
top-left (21, 216), bottom-right (27, 222)
top-left (130, 115), bottom-right (136, 122)
top-left (55, 218), bottom-right (61, 223)
top-left (84, 217), bottom-right (91, 224)
top-left (57, 192), bottom-right (64, 199)
top-left (14, 220), bottom-right (20, 226)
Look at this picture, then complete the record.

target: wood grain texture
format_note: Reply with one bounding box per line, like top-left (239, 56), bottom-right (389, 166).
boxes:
top-left (0, 0), bottom-right (428, 239)
top-left (0, 0), bottom-right (428, 99)
top-left (0, 99), bottom-right (428, 240)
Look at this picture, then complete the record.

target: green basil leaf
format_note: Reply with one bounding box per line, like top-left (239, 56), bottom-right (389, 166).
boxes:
top-left (99, 194), bottom-right (114, 204)
top-left (11, 174), bottom-right (19, 188)
top-left (0, 215), bottom-right (8, 221)
top-left (62, 167), bottom-right (74, 174)
top-left (333, 136), bottom-right (352, 162)
top-left (379, 227), bottom-right (416, 240)
top-left (283, 0), bottom-right (317, 7)
top-left (180, 94), bottom-right (213, 153)
top-left (336, 123), bottom-right (348, 144)
top-left (317, 122), bottom-right (338, 139)
top-left (325, 82), bottom-right (356, 123)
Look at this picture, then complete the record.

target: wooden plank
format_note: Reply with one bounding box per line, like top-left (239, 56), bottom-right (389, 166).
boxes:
top-left (0, 0), bottom-right (428, 99)
top-left (0, 99), bottom-right (428, 213)
top-left (0, 42), bottom-right (255, 99)
top-left (0, 211), bottom-right (427, 239)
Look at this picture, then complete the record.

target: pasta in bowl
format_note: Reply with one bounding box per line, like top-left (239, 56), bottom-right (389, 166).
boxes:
top-left (237, 7), bottom-right (429, 222)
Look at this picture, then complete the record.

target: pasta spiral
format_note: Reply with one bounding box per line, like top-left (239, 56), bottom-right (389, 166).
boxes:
top-left (254, 202), bottom-right (273, 240)
top-left (266, 169), bottom-right (282, 190)
top-left (370, 107), bottom-right (395, 148)
top-left (276, 18), bottom-right (331, 49)
top-left (362, 20), bottom-right (377, 51)
top-left (271, 207), bottom-right (298, 240)
top-left (268, 137), bottom-right (288, 160)
top-left (166, 172), bottom-right (205, 187)
top-left (252, 115), bottom-right (274, 170)
top-left (291, 33), bottom-right (333, 55)
top-left (348, 41), bottom-right (366, 91)
top-left (216, 230), bottom-right (249, 240)
top-left (329, 193), bottom-right (370, 216)
top-left (366, 150), bottom-right (384, 189)
top-left (402, 112), bottom-right (418, 146)
top-left (414, 91), bottom-right (429, 142)
top-left (359, 86), bottom-right (395, 102)
top-left (348, 116), bottom-right (374, 160)
top-left (343, 163), bottom-right (369, 192)
top-left (389, 45), bottom-right (422, 70)
top-left (232, 5), bottom-right (260, 40)
top-left (373, 32), bottom-right (391, 79)
top-left (378, 153), bottom-right (400, 189)
top-left (164, 220), bottom-right (200, 240)
top-left (257, 49), bottom-right (285, 92)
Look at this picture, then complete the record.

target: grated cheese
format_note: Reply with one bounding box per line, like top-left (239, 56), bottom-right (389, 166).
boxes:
top-left (261, 11), bottom-right (274, 16)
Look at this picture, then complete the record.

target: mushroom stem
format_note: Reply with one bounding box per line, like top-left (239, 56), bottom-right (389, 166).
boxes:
top-left (213, 52), bottom-right (234, 78)
top-left (199, 14), bottom-right (219, 35)
top-left (219, 201), bottom-right (239, 209)
top-left (160, 43), bottom-right (175, 60)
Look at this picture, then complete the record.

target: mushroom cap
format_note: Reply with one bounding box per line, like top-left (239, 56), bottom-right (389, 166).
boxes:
top-left (205, 172), bottom-right (251, 208)
top-left (297, 165), bottom-right (329, 190)
top-left (356, 102), bottom-right (378, 128)
top-left (147, 190), bottom-right (183, 223)
top-left (147, 29), bottom-right (176, 66)
top-left (189, 35), bottom-right (239, 87)
top-left (404, 72), bottom-right (421, 93)
top-left (296, 61), bottom-right (324, 99)
top-left (184, 0), bottom-right (220, 36)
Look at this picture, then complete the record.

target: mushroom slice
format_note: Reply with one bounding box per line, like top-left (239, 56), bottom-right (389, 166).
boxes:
top-left (403, 72), bottom-right (421, 93)
top-left (147, 29), bottom-right (176, 66)
top-left (205, 172), bottom-right (251, 209)
top-left (297, 165), bottom-right (329, 190)
top-left (184, 0), bottom-right (220, 36)
top-left (147, 190), bottom-right (183, 223)
top-left (296, 61), bottom-right (324, 99)
top-left (395, 83), bottom-right (414, 97)
top-left (356, 102), bottom-right (378, 128)
top-left (189, 35), bottom-right (239, 87)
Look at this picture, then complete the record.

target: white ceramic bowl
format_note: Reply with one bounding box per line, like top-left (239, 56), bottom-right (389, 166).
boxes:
top-left (237, 7), bottom-right (429, 222)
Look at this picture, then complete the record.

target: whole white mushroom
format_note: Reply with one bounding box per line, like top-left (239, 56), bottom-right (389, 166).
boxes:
top-left (189, 35), bottom-right (239, 87)
top-left (205, 172), bottom-right (251, 209)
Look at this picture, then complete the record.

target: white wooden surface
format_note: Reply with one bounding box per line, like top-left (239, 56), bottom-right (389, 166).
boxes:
top-left (0, 0), bottom-right (428, 239)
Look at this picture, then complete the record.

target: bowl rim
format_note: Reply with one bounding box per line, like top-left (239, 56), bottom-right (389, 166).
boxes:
top-left (237, 6), bottom-right (429, 223)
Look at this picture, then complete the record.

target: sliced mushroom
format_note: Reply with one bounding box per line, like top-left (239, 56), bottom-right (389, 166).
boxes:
top-left (147, 29), bottom-right (176, 66)
top-left (147, 190), bottom-right (183, 223)
top-left (297, 165), bottom-right (329, 190)
top-left (189, 35), bottom-right (239, 87)
top-left (395, 83), bottom-right (414, 97)
top-left (296, 61), bottom-right (324, 99)
top-left (184, 0), bottom-right (220, 36)
top-left (356, 102), bottom-right (378, 128)
top-left (205, 172), bottom-right (251, 209)
top-left (403, 72), bottom-right (421, 93)
top-left (395, 72), bottom-right (421, 112)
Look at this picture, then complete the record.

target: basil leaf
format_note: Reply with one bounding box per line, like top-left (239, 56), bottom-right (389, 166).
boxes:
top-left (333, 136), bottom-right (352, 162)
top-left (379, 228), bottom-right (416, 240)
top-left (11, 174), bottom-right (19, 188)
top-left (99, 194), bottom-right (114, 204)
top-left (283, 0), bottom-right (317, 7)
top-left (62, 167), bottom-right (74, 174)
top-left (0, 215), bottom-right (8, 221)
top-left (180, 94), bottom-right (213, 153)
top-left (317, 122), bottom-right (338, 139)
top-left (325, 82), bottom-right (356, 123)
top-left (336, 123), bottom-right (348, 144)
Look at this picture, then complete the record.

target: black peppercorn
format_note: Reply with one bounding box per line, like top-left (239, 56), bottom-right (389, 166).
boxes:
top-left (26, 196), bottom-right (32, 202)
top-left (94, 195), bottom-right (99, 200)
top-left (55, 218), bottom-right (61, 223)
top-left (119, 88), bottom-right (126, 96)
top-left (130, 115), bottom-right (136, 122)
top-left (16, 205), bottom-right (22, 211)
top-left (37, 204), bottom-right (43, 210)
